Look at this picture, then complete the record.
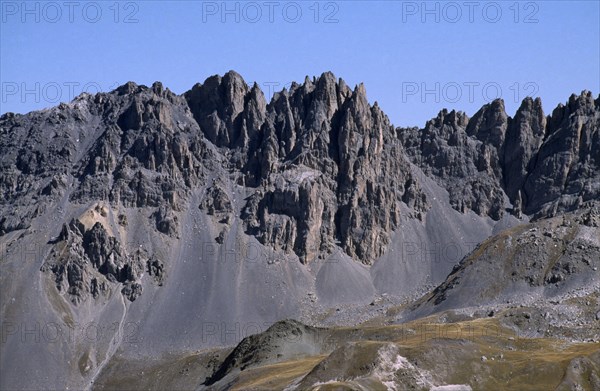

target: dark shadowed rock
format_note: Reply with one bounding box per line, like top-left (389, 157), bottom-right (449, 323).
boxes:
top-left (503, 97), bottom-right (546, 202)
top-left (523, 92), bottom-right (600, 217)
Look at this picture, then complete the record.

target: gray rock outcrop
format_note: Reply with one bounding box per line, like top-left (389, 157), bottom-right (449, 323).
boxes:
top-left (0, 71), bottom-right (597, 292)
top-left (399, 92), bottom-right (600, 220)
top-left (41, 219), bottom-right (144, 303)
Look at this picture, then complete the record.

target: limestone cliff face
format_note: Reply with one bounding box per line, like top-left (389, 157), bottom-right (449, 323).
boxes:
top-left (503, 97), bottom-right (546, 204)
top-left (522, 92), bottom-right (600, 217)
top-left (0, 71), bottom-right (598, 304)
top-left (183, 71), bottom-right (427, 264)
top-left (399, 107), bottom-right (506, 219)
top-left (399, 91), bottom-right (600, 220)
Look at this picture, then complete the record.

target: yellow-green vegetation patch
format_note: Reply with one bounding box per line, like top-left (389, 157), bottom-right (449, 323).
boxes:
top-left (220, 316), bottom-right (599, 391)
top-left (230, 356), bottom-right (326, 391)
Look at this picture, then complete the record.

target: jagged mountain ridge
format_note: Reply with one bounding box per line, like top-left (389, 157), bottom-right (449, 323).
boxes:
top-left (399, 92), bottom-right (600, 220)
top-left (1, 71), bottom-right (428, 267)
top-left (1, 71), bottom-right (599, 391)
top-left (1, 71), bottom-right (598, 306)
top-left (2, 71), bottom-right (598, 258)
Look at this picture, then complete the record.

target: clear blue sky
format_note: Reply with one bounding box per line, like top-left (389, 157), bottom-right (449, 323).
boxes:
top-left (1, 0), bottom-right (598, 126)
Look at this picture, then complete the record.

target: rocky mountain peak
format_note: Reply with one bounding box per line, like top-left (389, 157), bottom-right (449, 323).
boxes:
top-left (503, 96), bottom-right (546, 202)
top-left (401, 91), bottom-right (599, 221)
top-left (427, 108), bottom-right (469, 131)
top-left (466, 98), bottom-right (507, 148)
top-left (184, 70), bottom-right (256, 148)
top-left (1, 71), bottom-right (598, 271)
top-left (235, 71), bottom-right (424, 263)
top-left (115, 81), bottom-right (141, 95)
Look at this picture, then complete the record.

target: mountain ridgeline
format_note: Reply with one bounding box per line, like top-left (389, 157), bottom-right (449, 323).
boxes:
top-left (0, 71), bottom-right (598, 305)
top-left (1, 72), bottom-right (427, 268)
top-left (400, 94), bottom-right (600, 220)
top-left (1, 71), bottom-right (599, 391)
top-left (2, 71), bottom-right (598, 264)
